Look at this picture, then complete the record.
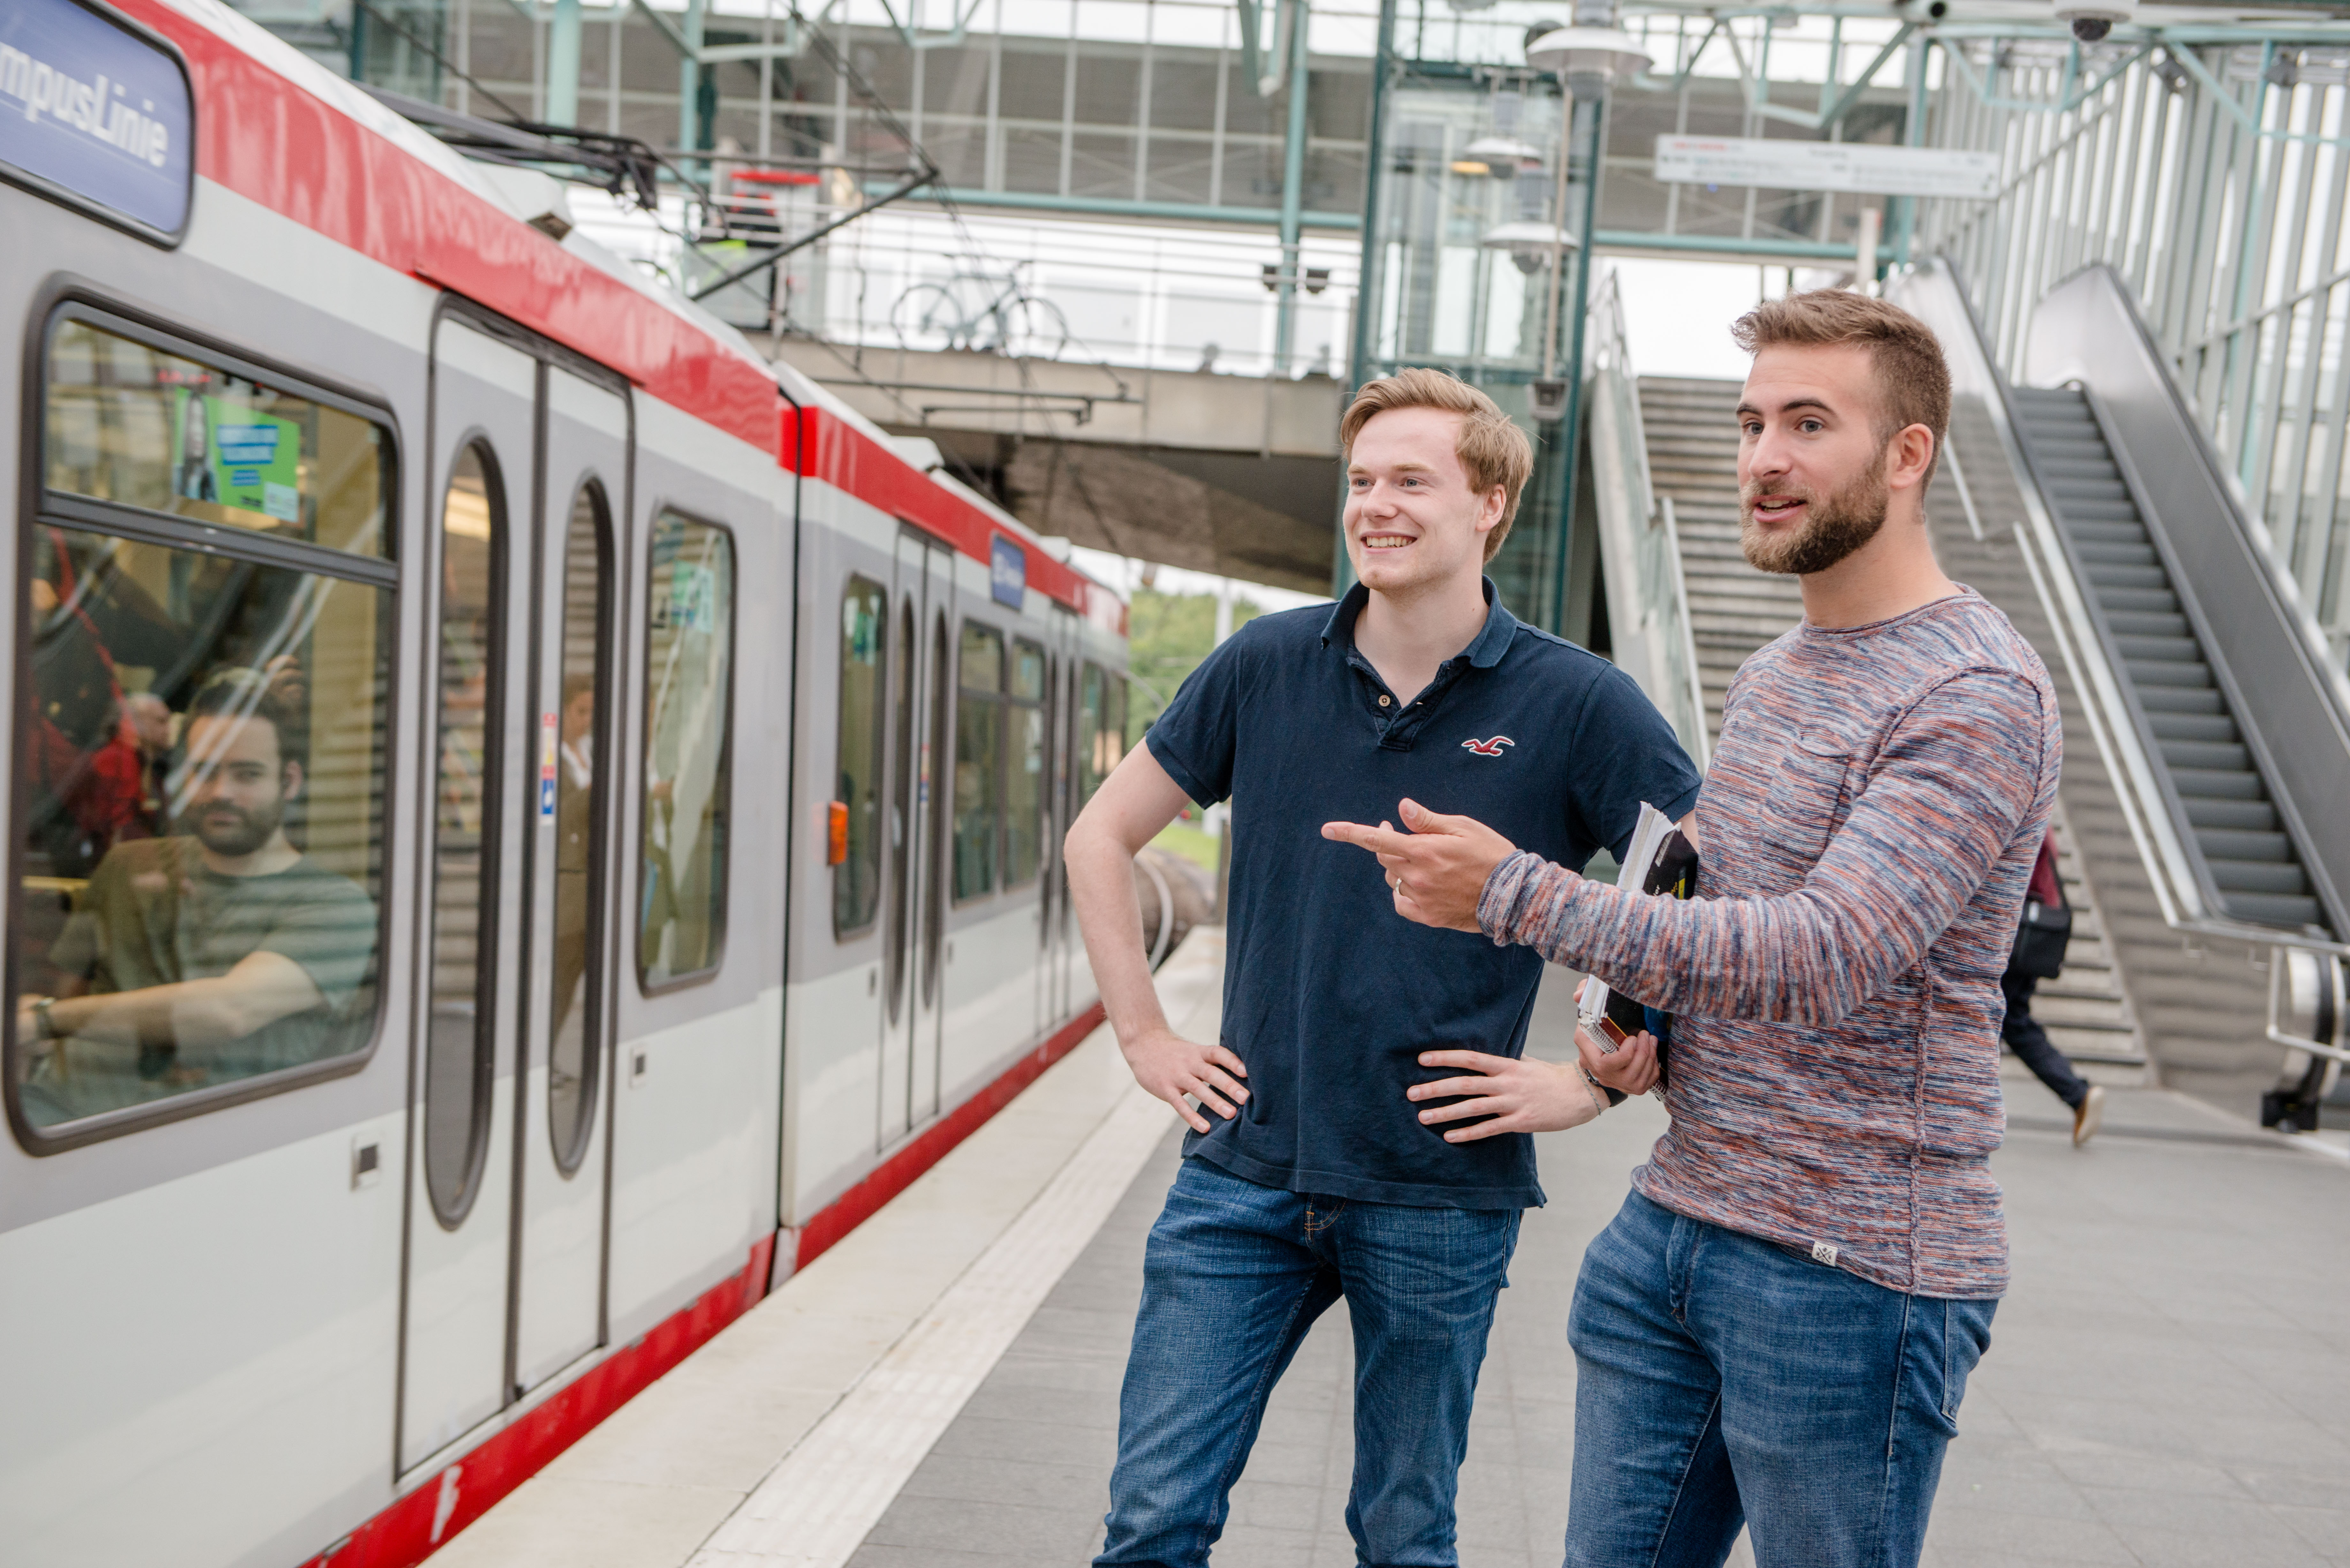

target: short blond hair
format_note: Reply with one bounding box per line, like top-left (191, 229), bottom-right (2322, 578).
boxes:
top-left (1340, 368), bottom-right (1535, 562)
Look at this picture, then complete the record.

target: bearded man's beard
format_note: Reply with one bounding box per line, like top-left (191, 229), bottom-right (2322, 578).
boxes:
top-left (1740, 449), bottom-right (1891, 575)
top-left (192, 794), bottom-right (285, 857)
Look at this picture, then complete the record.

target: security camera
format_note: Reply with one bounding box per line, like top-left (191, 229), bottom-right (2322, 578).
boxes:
top-left (2055, 0), bottom-right (2133, 42)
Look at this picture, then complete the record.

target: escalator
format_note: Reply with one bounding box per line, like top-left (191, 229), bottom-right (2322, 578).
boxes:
top-left (2009, 386), bottom-right (2329, 933)
top-left (1892, 260), bottom-right (2350, 1122)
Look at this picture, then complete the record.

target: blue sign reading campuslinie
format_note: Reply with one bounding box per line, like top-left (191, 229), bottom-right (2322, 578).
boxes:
top-left (990, 535), bottom-right (1027, 609)
top-left (0, 0), bottom-right (194, 244)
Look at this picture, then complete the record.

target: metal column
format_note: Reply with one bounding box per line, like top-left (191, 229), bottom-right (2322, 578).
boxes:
top-left (1547, 89), bottom-right (1607, 635)
top-left (1273, 0), bottom-right (1311, 373)
top-left (680, 0), bottom-right (708, 161)
top-left (547, 0), bottom-right (583, 127)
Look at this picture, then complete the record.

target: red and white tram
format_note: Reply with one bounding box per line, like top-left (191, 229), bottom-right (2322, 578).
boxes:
top-left (0, 3), bottom-right (1131, 1562)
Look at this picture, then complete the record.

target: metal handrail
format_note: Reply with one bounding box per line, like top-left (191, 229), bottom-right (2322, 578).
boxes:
top-left (1891, 260), bottom-right (2207, 937)
top-left (1897, 257), bottom-right (2350, 958)
top-left (1584, 272), bottom-right (1711, 770)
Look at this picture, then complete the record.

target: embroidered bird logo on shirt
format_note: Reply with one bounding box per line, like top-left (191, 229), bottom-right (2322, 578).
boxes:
top-left (1461, 736), bottom-right (1516, 757)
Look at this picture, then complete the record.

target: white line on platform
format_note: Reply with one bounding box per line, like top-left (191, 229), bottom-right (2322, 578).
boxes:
top-left (686, 1083), bottom-right (1176, 1568)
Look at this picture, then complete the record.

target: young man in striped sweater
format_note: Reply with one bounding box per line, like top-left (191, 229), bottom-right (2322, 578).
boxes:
top-left (1327, 291), bottom-right (2060, 1568)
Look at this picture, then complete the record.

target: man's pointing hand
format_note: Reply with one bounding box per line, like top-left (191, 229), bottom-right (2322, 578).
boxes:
top-left (1322, 799), bottom-right (1520, 932)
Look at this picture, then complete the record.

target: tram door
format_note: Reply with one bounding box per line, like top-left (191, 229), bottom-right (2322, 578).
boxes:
top-left (878, 530), bottom-right (953, 1147)
top-left (511, 368), bottom-right (623, 1393)
top-left (400, 317), bottom-right (625, 1473)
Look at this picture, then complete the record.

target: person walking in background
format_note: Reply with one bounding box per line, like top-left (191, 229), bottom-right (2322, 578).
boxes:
top-left (1328, 290), bottom-right (2057, 1568)
top-left (2002, 827), bottom-right (2104, 1145)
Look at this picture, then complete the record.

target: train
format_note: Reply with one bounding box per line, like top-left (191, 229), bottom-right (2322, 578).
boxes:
top-left (0, 1), bottom-right (1135, 1563)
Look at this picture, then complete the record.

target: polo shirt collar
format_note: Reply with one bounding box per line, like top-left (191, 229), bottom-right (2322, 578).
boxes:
top-left (1319, 576), bottom-right (1519, 669)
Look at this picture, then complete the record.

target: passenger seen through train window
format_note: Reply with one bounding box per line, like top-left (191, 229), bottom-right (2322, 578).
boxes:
top-left (11, 530), bottom-right (388, 1129)
top-left (15, 670), bottom-right (380, 1126)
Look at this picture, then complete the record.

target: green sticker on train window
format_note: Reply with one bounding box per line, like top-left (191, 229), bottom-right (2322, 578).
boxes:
top-left (174, 391), bottom-right (300, 522)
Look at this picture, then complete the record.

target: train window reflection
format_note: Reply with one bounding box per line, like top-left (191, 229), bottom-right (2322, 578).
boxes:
top-left (1004, 637), bottom-right (1046, 887)
top-left (1078, 662), bottom-right (1128, 804)
top-left (425, 444), bottom-right (503, 1222)
top-left (550, 482), bottom-right (611, 1170)
top-left (835, 576), bottom-right (888, 937)
top-left (640, 512), bottom-right (735, 989)
top-left (11, 529), bottom-right (388, 1130)
top-left (954, 621), bottom-right (1004, 901)
top-left (44, 316), bottom-right (390, 559)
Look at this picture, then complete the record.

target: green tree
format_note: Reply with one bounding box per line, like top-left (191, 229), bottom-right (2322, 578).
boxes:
top-left (1126, 586), bottom-right (1262, 747)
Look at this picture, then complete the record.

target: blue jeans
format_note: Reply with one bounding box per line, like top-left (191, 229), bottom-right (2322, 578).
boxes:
top-left (1096, 1156), bottom-right (1523, 1568)
top-left (1565, 1192), bottom-right (1996, 1568)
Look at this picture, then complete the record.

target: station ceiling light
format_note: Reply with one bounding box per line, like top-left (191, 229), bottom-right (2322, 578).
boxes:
top-left (1525, 26), bottom-right (1653, 98)
top-left (1462, 135), bottom-right (1546, 176)
top-left (1482, 220), bottom-right (1579, 273)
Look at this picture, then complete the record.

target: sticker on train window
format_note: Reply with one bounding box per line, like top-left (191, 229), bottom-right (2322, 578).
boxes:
top-left (0, 0), bottom-right (195, 245)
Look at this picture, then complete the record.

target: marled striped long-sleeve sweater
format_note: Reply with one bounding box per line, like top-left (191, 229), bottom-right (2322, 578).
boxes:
top-left (1481, 589), bottom-right (2059, 1297)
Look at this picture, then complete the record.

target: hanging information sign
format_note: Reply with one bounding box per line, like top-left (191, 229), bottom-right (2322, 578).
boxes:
top-left (0, 0), bottom-right (194, 244)
top-left (1654, 137), bottom-right (1999, 201)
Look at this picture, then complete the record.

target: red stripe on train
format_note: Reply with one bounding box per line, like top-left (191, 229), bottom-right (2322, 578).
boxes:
top-left (786, 405), bottom-right (1122, 629)
top-left (302, 1000), bottom-right (1106, 1568)
top-left (116, 0), bottom-right (778, 455)
top-left (109, 2), bottom-right (1116, 623)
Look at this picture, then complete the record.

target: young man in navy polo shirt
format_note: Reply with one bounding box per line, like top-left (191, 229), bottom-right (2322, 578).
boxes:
top-left (1065, 368), bottom-right (1702, 1568)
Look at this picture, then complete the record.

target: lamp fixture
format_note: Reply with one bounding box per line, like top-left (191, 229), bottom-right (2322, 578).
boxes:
top-left (1525, 25), bottom-right (1653, 98)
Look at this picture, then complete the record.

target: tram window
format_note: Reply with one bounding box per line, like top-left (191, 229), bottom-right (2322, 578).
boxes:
top-left (44, 316), bottom-right (390, 559)
top-left (1004, 638), bottom-right (1046, 886)
top-left (10, 530), bottom-right (390, 1132)
top-left (424, 443), bottom-right (503, 1222)
top-left (1078, 662), bottom-right (1128, 804)
top-left (550, 482), bottom-right (611, 1172)
top-left (953, 620), bottom-right (1004, 901)
top-left (639, 512), bottom-right (736, 990)
top-left (834, 576), bottom-right (888, 937)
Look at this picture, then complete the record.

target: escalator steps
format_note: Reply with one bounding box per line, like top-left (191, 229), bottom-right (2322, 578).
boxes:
top-left (2013, 386), bottom-right (2328, 934)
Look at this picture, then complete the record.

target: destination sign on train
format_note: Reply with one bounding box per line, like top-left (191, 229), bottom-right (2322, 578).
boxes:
top-left (1654, 136), bottom-right (2000, 200)
top-left (0, 0), bottom-right (193, 241)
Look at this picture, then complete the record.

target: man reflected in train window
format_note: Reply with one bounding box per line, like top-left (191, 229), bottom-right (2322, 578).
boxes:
top-left (15, 673), bottom-right (379, 1125)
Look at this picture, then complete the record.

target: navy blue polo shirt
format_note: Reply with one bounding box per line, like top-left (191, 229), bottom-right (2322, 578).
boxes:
top-left (1146, 579), bottom-right (1702, 1210)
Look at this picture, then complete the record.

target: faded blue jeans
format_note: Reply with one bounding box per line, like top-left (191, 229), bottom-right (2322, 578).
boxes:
top-left (1095, 1156), bottom-right (1523, 1568)
top-left (1565, 1191), bottom-right (1998, 1568)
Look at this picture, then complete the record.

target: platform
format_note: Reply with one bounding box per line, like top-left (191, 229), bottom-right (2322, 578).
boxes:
top-left (428, 933), bottom-right (2350, 1568)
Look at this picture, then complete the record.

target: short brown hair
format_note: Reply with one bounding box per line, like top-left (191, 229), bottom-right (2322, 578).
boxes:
top-left (1731, 291), bottom-right (1951, 487)
top-left (1340, 368), bottom-right (1535, 562)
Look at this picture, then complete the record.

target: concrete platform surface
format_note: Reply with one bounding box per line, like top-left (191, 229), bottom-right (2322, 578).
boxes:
top-left (431, 935), bottom-right (2350, 1568)
top-left (849, 972), bottom-right (2350, 1568)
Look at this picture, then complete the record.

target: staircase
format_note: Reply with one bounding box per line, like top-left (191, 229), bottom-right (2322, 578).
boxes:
top-left (2011, 386), bottom-right (2331, 935)
top-left (2035, 806), bottom-right (2146, 1067)
top-left (1637, 377), bottom-right (1803, 743)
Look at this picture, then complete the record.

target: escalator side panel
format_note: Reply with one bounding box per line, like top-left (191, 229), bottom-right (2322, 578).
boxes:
top-left (1927, 398), bottom-right (2272, 1103)
top-left (2027, 265), bottom-right (2350, 940)
top-left (1892, 262), bottom-right (2278, 1107)
top-left (2010, 387), bottom-right (2330, 936)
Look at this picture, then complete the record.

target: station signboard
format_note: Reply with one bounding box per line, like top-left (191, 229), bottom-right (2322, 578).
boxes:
top-left (0, 0), bottom-right (193, 245)
top-left (1654, 136), bottom-right (2000, 200)
top-left (990, 535), bottom-right (1027, 609)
